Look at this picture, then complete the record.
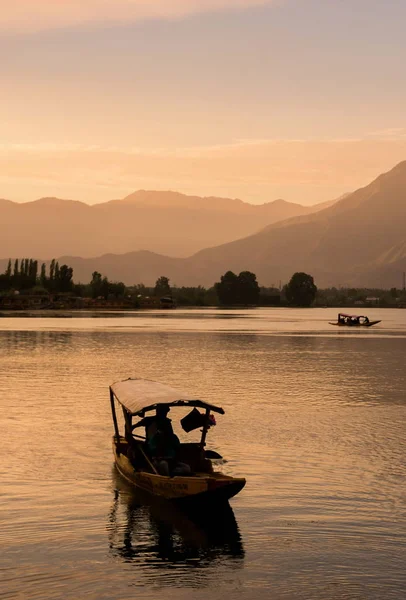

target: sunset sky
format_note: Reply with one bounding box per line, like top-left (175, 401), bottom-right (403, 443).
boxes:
top-left (2, 0), bottom-right (406, 205)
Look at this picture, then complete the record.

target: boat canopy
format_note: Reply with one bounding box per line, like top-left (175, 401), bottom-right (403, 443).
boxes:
top-left (338, 313), bottom-right (367, 318)
top-left (110, 378), bottom-right (225, 417)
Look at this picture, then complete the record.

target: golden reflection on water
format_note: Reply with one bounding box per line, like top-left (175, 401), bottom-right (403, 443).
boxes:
top-left (1, 309), bottom-right (406, 599)
top-left (107, 469), bottom-right (244, 582)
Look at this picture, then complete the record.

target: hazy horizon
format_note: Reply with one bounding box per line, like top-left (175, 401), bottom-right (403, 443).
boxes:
top-left (2, 140), bottom-right (406, 207)
top-left (0, 183), bottom-right (341, 207)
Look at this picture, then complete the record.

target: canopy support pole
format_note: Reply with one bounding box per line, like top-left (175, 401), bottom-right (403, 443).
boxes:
top-left (110, 388), bottom-right (120, 441)
top-left (121, 406), bottom-right (133, 443)
top-left (200, 408), bottom-right (211, 449)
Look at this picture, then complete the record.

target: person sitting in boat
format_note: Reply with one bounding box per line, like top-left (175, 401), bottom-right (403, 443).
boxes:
top-left (132, 405), bottom-right (174, 442)
top-left (149, 427), bottom-right (191, 477)
top-left (364, 316), bottom-right (369, 324)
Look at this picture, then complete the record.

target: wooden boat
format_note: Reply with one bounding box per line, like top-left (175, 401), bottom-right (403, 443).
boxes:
top-left (109, 378), bottom-right (246, 503)
top-left (329, 312), bottom-right (381, 327)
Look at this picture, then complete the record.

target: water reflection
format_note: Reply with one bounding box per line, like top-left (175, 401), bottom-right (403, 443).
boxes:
top-left (2, 310), bottom-right (406, 599)
top-left (107, 469), bottom-right (244, 583)
top-left (0, 329), bottom-right (74, 351)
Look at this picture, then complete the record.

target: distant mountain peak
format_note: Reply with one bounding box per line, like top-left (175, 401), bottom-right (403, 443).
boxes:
top-left (121, 190), bottom-right (186, 203)
top-left (33, 196), bottom-right (66, 204)
top-left (29, 197), bottom-right (90, 209)
top-left (115, 189), bottom-right (247, 210)
top-left (269, 198), bottom-right (290, 205)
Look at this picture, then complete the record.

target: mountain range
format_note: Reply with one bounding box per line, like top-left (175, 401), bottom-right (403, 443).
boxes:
top-left (0, 191), bottom-right (332, 259)
top-left (1, 161), bottom-right (405, 288)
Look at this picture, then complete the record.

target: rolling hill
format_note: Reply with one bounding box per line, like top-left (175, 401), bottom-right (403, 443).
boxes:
top-left (11, 161), bottom-right (403, 289)
top-left (177, 160), bottom-right (406, 288)
top-left (0, 191), bottom-right (328, 259)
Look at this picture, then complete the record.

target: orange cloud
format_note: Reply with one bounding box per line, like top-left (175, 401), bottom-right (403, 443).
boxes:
top-left (1, 0), bottom-right (275, 33)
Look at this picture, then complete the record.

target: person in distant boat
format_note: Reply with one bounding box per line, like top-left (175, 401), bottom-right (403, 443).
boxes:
top-left (364, 316), bottom-right (369, 324)
top-left (132, 405), bottom-right (173, 442)
top-left (338, 315), bottom-right (345, 324)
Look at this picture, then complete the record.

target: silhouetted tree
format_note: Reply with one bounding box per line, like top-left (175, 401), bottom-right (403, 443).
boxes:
top-left (215, 271), bottom-right (239, 305)
top-left (90, 271), bottom-right (103, 298)
top-left (13, 259), bottom-right (19, 278)
top-left (57, 264), bottom-right (74, 292)
top-left (0, 260), bottom-right (12, 291)
top-left (28, 260), bottom-right (38, 286)
top-left (50, 259), bottom-right (55, 281)
top-left (172, 285), bottom-right (214, 306)
top-left (100, 277), bottom-right (110, 299)
top-left (108, 281), bottom-right (126, 298)
top-left (154, 276), bottom-right (171, 297)
top-left (284, 272), bottom-right (317, 307)
top-left (215, 270), bottom-right (260, 305)
top-left (40, 263), bottom-right (47, 287)
top-left (237, 271), bottom-right (260, 305)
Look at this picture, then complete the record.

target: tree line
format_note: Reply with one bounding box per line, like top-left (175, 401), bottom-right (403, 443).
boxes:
top-left (0, 257), bottom-right (319, 306)
top-left (0, 258), bottom-right (73, 293)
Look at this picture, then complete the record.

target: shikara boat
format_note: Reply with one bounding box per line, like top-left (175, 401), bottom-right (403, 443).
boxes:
top-left (329, 312), bottom-right (381, 327)
top-left (109, 378), bottom-right (246, 503)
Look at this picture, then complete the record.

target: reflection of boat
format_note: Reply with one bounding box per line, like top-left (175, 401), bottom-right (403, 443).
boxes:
top-left (329, 313), bottom-right (381, 327)
top-left (109, 378), bottom-right (246, 502)
top-left (107, 469), bottom-right (244, 569)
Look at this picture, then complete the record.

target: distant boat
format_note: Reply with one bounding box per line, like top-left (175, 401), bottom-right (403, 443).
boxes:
top-left (159, 296), bottom-right (176, 309)
top-left (329, 313), bottom-right (381, 327)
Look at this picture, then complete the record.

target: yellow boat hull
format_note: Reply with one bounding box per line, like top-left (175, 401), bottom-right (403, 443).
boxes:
top-left (113, 438), bottom-right (246, 502)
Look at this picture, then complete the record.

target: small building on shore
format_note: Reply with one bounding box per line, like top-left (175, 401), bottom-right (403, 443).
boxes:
top-left (0, 293), bottom-right (51, 310)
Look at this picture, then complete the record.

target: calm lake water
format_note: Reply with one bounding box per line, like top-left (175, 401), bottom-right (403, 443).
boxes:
top-left (1, 308), bottom-right (406, 600)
